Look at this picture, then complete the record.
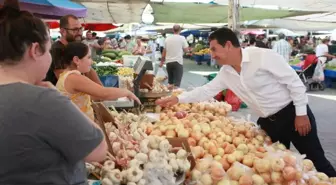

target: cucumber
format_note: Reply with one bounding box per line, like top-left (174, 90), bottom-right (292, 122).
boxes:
top-left (103, 53), bottom-right (116, 60)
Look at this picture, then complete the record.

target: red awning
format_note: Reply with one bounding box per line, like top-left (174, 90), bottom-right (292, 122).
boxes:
top-left (82, 23), bottom-right (117, 31)
top-left (45, 21), bottom-right (117, 31)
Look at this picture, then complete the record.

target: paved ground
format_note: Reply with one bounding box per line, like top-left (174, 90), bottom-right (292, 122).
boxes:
top-left (177, 59), bottom-right (336, 169)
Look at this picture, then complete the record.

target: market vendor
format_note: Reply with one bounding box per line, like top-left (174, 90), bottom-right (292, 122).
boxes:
top-left (44, 14), bottom-right (102, 86)
top-left (132, 37), bottom-right (146, 55)
top-left (56, 42), bottom-right (141, 120)
top-left (0, 0), bottom-right (107, 184)
top-left (156, 27), bottom-right (336, 177)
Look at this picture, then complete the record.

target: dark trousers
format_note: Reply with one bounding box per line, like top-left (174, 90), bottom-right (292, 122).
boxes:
top-left (166, 62), bottom-right (183, 87)
top-left (257, 102), bottom-right (336, 177)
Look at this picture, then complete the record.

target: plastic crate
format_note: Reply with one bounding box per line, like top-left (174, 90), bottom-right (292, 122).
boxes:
top-left (99, 75), bottom-right (119, 87)
top-left (194, 54), bottom-right (204, 63)
top-left (203, 54), bottom-right (211, 62)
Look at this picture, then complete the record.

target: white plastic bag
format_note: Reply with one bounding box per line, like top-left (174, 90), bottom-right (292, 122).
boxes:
top-left (313, 61), bottom-right (325, 81)
top-left (156, 67), bottom-right (168, 81)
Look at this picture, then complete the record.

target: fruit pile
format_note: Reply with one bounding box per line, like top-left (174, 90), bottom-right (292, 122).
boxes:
top-left (194, 48), bottom-right (210, 55)
top-left (145, 101), bottom-right (336, 185)
top-left (116, 67), bottom-right (134, 77)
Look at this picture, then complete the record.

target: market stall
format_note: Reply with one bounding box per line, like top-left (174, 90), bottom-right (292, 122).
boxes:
top-left (87, 91), bottom-right (336, 185)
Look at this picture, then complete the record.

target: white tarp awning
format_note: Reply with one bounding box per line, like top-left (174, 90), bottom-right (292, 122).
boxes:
top-left (244, 19), bottom-right (336, 31)
top-left (286, 13), bottom-right (336, 22)
top-left (72, 0), bottom-right (150, 23)
top-left (214, 0), bottom-right (336, 11)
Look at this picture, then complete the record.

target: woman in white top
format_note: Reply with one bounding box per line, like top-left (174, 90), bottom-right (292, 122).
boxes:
top-left (315, 38), bottom-right (336, 65)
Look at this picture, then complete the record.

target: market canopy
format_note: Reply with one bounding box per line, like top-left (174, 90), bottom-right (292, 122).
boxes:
top-left (287, 13), bottom-right (336, 22)
top-left (150, 3), bottom-right (323, 23)
top-left (46, 21), bottom-right (118, 31)
top-left (243, 19), bottom-right (336, 31)
top-left (71, 0), bottom-right (149, 23)
top-left (213, 0), bottom-right (336, 12)
top-left (0, 0), bottom-right (86, 19)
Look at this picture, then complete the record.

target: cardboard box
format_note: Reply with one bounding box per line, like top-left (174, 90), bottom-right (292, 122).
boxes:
top-left (92, 102), bottom-right (114, 153)
top-left (167, 137), bottom-right (196, 170)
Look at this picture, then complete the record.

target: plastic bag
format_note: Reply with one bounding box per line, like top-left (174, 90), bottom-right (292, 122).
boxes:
top-left (313, 61), bottom-right (325, 81)
top-left (156, 67), bottom-right (168, 81)
top-left (224, 89), bottom-right (242, 111)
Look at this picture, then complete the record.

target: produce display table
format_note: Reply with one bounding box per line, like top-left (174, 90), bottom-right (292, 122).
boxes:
top-left (290, 65), bottom-right (336, 88)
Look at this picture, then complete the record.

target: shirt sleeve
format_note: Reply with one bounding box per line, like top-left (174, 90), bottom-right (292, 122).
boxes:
top-left (261, 50), bottom-right (308, 116)
top-left (182, 37), bottom-right (189, 49)
top-left (35, 89), bottom-right (103, 164)
top-left (178, 67), bottom-right (227, 103)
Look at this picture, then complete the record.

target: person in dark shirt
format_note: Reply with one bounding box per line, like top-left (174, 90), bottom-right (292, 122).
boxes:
top-left (0, 0), bottom-right (107, 184)
top-left (45, 15), bottom-right (102, 86)
top-left (255, 35), bottom-right (268, 48)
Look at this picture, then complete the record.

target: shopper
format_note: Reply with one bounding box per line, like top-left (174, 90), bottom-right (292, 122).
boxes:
top-left (316, 38), bottom-right (336, 65)
top-left (44, 14), bottom-right (102, 86)
top-left (83, 31), bottom-right (102, 60)
top-left (156, 27), bottom-right (336, 177)
top-left (160, 25), bottom-right (189, 88)
top-left (56, 42), bottom-right (141, 120)
top-left (0, 0), bottom-right (107, 184)
top-left (272, 33), bottom-right (292, 63)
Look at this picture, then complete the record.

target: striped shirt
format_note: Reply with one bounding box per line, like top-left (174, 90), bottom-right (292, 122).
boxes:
top-left (272, 39), bottom-right (292, 63)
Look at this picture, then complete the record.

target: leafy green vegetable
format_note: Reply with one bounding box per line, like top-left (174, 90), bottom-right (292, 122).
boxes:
top-left (325, 64), bottom-right (336, 71)
top-left (94, 66), bottom-right (119, 76)
top-left (289, 58), bottom-right (301, 65)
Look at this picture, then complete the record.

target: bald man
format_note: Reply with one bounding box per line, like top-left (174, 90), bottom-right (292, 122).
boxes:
top-left (160, 25), bottom-right (189, 88)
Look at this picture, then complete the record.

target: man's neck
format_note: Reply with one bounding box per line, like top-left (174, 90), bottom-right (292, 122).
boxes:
top-left (60, 38), bottom-right (68, 46)
top-left (231, 48), bottom-right (243, 73)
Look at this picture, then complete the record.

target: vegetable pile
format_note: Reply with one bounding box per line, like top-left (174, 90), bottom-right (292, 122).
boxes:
top-left (89, 111), bottom-right (192, 185)
top-left (95, 66), bottom-right (119, 76)
top-left (146, 100), bottom-right (336, 185)
top-left (90, 93), bottom-right (336, 185)
top-left (102, 49), bottom-right (132, 61)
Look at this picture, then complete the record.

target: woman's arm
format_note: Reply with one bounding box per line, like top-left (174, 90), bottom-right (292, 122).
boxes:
top-left (84, 69), bottom-right (103, 86)
top-left (65, 73), bottom-right (141, 103)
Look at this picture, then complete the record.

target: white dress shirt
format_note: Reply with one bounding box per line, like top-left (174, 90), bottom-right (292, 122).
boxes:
top-left (178, 47), bottom-right (308, 118)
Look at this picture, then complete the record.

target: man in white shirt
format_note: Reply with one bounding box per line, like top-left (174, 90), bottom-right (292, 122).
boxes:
top-left (316, 39), bottom-right (335, 65)
top-left (156, 28), bottom-right (336, 177)
top-left (82, 31), bottom-right (101, 59)
top-left (160, 25), bottom-right (189, 88)
top-left (272, 33), bottom-right (292, 63)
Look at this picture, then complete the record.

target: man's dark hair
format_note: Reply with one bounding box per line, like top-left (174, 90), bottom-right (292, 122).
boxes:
top-left (208, 27), bottom-right (240, 48)
top-left (124, 35), bottom-right (131, 40)
top-left (92, 32), bottom-right (97, 37)
top-left (210, 27), bottom-right (218, 32)
top-left (249, 38), bottom-right (256, 45)
top-left (59, 14), bottom-right (78, 29)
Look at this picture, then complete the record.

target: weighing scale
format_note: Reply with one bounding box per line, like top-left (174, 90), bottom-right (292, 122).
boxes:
top-left (101, 56), bottom-right (153, 109)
